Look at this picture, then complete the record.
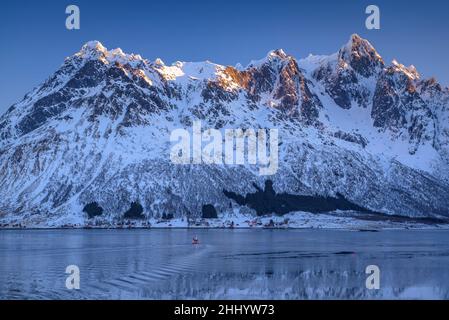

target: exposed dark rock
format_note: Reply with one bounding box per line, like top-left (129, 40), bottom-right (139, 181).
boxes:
top-left (334, 130), bottom-right (368, 147)
top-left (339, 34), bottom-right (384, 78)
top-left (372, 74), bottom-right (405, 131)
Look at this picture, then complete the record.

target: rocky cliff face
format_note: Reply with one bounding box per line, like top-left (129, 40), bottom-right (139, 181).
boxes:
top-left (0, 35), bottom-right (448, 227)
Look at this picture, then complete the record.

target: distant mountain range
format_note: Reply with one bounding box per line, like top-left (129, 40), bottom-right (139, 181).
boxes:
top-left (1, 34), bottom-right (448, 227)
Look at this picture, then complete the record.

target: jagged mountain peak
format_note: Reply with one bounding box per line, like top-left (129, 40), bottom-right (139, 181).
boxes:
top-left (75, 40), bottom-right (108, 59)
top-left (73, 40), bottom-right (146, 67)
top-left (338, 34), bottom-right (384, 77)
top-left (247, 48), bottom-right (294, 69)
top-left (268, 48), bottom-right (288, 59)
top-left (340, 34), bottom-right (382, 61)
top-left (391, 59), bottom-right (420, 80)
top-left (81, 40), bottom-right (107, 52)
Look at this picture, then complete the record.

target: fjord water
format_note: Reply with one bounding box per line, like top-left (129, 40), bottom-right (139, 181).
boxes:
top-left (0, 229), bottom-right (448, 299)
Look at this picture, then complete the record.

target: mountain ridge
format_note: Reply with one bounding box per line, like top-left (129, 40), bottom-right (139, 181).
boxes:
top-left (1, 34), bottom-right (448, 227)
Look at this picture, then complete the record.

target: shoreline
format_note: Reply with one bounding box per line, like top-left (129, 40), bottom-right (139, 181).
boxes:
top-left (2, 225), bottom-right (449, 231)
top-left (2, 211), bottom-right (449, 231)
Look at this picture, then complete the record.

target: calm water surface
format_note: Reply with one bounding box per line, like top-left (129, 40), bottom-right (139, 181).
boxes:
top-left (0, 229), bottom-right (448, 299)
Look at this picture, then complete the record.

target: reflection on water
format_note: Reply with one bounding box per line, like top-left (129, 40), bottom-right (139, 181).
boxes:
top-left (0, 229), bottom-right (448, 299)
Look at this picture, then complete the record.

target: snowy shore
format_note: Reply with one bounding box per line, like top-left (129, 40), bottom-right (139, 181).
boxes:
top-left (1, 211), bottom-right (448, 230)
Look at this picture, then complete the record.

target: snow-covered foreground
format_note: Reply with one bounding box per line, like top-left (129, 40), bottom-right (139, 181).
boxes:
top-left (144, 211), bottom-right (449, 230)
top-left (1, 229), bottom-right (448, 299)
top-left (2, 210), bottom-right (449, 230)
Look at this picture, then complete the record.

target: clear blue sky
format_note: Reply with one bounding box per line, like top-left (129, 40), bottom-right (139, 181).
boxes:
top-left (0, 0), bottom-right (448, 114)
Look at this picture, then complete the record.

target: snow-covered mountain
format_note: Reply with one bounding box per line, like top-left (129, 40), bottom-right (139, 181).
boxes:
top-left (1, 34), bottom-right (449, 227)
